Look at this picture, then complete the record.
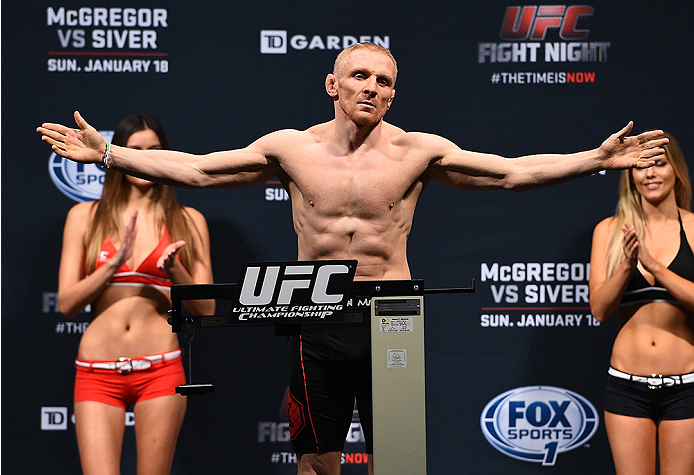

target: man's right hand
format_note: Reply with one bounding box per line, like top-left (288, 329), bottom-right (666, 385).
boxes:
top-left (37, 111), bottom-right (106, 164)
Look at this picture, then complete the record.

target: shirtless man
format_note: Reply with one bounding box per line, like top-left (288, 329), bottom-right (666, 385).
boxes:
top-left (38, 43), bottom-right (667, 475)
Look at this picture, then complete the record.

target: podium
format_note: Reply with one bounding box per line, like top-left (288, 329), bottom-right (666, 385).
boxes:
top-left (169, 261), bottom-right (473, 474)
top-left (368, 282), bottom-right (426, 474)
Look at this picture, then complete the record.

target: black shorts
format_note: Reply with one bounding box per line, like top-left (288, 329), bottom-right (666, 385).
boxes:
top-left (604, 372), bottom-right (694, 421)
top-left (287, 320), bottom-right (373, 454)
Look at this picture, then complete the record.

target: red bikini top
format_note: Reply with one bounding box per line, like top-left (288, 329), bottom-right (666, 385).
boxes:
top-left (95, 226), bottom-right (176, 291)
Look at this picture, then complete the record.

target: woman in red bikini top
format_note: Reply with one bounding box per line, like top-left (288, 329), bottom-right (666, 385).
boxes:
top-left (58, 113), bottom-right (215, 475)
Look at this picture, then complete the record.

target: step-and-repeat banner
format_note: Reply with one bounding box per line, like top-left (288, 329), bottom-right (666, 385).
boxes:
top-left (3, 1), bottom-right (693, 473)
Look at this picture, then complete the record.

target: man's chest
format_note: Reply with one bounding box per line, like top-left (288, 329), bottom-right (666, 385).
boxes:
top-left (283, 148), bottom-right (427, 201)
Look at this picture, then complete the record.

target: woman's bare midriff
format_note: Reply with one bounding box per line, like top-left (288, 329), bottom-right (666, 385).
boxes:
top-left (77, 286), bottom-right (179, 360)
top-left (611, 301), bottom-right (694, 375)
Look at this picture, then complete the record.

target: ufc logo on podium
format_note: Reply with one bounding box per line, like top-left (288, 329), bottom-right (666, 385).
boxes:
top-left (500, 5), bottom-right (594, 40)
top-left (41, 407), bottom-right (68, 430)
top-left (235, 260), bottom-right (357, 306)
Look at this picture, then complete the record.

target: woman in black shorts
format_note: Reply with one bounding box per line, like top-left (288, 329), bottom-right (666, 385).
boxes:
top-left (589, 132), bottom-right (694, 474)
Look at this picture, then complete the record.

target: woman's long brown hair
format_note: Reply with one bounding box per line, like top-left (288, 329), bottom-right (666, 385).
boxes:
top-left (83, 114), bottom-right (200, 274)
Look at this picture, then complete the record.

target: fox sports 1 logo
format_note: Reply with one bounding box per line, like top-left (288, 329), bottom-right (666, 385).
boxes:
top-left (480, 385), bottom-right (598, 466)
top-left (48, 131), bottom-right (114, 202)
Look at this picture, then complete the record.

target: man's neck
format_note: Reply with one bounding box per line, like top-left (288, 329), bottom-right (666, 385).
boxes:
top-left (332, 115), bottom-right (384, 154)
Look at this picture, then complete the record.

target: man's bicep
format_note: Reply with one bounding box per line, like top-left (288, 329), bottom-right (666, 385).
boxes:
top-left (193, 144), bottom-right (278, 186)
top-left (428, 148), bottom-right (513, 190)
top-left (203, 144), bottom-right (273, 170)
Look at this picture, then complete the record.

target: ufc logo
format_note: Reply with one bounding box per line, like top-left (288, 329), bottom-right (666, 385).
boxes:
top-left (238, 262), bottom-right (354, 305)
top-left (500, 5), bottom-right (594, 41)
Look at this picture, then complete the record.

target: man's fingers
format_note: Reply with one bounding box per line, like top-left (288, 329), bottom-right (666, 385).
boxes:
top-left (635, 158), bottom-right (657, 169)
top-left (640, 147), bottom-right (666, 158)
top-left (636, 129), bottom-right (665, 143)
top-left (41, 135), bottom-right (67, 153)
top-left (38, 128), bottom-right (68, 143)
top-left (51, 144), bottom-right (69, 158)
top-left (40, 135), bottom-right (59, 147)
top-left (617, 121), bottom-right (634, 139)
top-left (641, 138), bottom-right (669, 150)
top-left (74, 110), bottom-right (90, 130)
top-left (37, 123), bottom-right (70, 136)
top-left (39, 127), bottom-right (73, 158)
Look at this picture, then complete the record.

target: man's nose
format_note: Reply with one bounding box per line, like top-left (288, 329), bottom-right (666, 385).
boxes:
top-left (363, 77), bottom-right (377, 95)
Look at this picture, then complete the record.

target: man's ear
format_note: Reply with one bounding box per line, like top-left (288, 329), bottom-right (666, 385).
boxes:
top-left (387, 88), bottom-right (395, 109)
top-left (325, 73), bottom-right (338, 97)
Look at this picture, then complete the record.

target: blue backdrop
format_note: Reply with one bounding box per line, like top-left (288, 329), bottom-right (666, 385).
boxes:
top-left (3, 1), bottom-right (693, 473)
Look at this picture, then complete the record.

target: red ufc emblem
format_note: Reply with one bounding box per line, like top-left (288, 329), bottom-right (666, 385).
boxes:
top-left (500, 5), bottom-right (594, 41)
top-left (287, 389), bottom-right (306, 440)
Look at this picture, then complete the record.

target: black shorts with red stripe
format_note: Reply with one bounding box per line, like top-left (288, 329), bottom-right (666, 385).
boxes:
top-left (288, 319), bottom-right (373, 454)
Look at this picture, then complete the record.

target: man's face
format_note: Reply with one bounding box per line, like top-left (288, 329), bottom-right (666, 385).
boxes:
top-left (328, 50), bottom-right (396, 126)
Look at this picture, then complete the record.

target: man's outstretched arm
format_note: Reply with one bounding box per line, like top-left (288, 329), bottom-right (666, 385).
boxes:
top-left (37, 111), bottom-right (282, 189)
top-left (425, 122), bottom-right (668, 191)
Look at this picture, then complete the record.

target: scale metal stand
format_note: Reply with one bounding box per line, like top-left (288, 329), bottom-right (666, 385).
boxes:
top-left (169, 261), bottom-right (474, 474)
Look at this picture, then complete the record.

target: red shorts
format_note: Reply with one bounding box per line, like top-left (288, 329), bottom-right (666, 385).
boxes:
top-left (74, 350), bottom-right (186, 409)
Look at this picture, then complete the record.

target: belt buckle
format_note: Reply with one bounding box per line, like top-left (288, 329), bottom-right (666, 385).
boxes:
top-left (116, 356), bottom-right (133, 375)
top-left (646, 374), bottom-right (664, 390)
